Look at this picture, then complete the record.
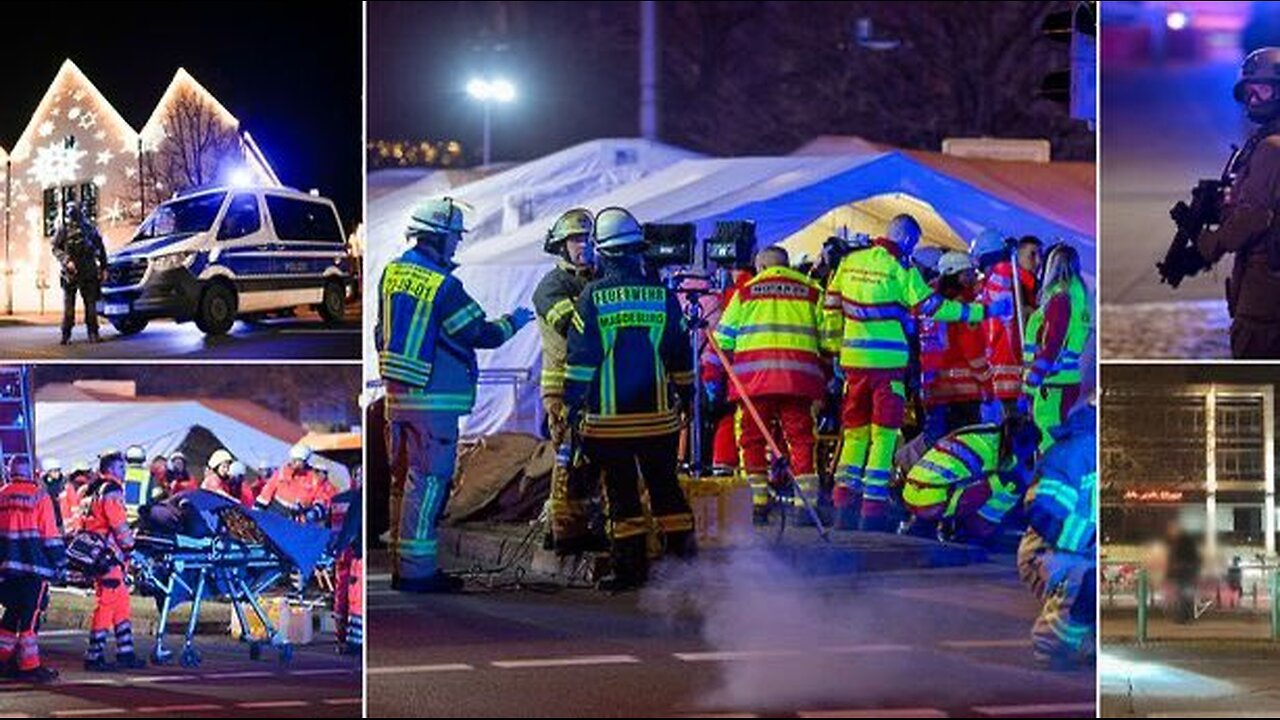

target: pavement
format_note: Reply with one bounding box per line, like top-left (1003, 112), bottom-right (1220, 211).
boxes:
top-left (1101, 644), bottom-right (1280, 717)
top-left (0, 305), bottom-right (361, 360)
top-left (1100, 58), bottom-right (1247, 359)
top-left (0, 629), bottom-right (361, 718)
top-left (367, 533), bottom-right (1096, 718)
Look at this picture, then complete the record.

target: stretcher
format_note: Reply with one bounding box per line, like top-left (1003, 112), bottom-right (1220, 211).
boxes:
top-left (130, 490), bottom-right (333, 667)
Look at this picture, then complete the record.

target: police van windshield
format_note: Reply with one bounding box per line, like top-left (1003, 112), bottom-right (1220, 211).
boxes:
top-left (133, 192), bottom-right (228, 241)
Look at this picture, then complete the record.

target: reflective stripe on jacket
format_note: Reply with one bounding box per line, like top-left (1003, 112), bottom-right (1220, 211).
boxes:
top-left (0, 479), bottom-right (66, 579)
top-left (920, 284), bottom-right (993, 407)
top-left (979, 261), bottom-right (1035, 400)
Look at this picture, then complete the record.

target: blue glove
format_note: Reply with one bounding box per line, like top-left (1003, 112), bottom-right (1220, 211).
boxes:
top-left (986, 295), bottom-right (1014, 320)
top-left (509, 306), bottom-right (535, 332)
top-left (980, 399), bottom-right (1003, 424)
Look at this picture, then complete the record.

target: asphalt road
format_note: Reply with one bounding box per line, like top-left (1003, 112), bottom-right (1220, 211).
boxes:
top-left (1101, 644), bottom-right (1280, 717)
top-left (367, 556), bottom-right (1095, 718)
top-left (0, 306), bottom-right (362, 361)
top-left (0, 629), bottom-right (361, 718)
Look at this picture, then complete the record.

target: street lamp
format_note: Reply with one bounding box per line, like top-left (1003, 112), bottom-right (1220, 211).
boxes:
top-left (466, 76), bottom-right (516, 166)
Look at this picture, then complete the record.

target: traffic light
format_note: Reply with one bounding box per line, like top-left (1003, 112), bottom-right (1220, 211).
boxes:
top-left (1039, 1), bottom-right (1096, 124)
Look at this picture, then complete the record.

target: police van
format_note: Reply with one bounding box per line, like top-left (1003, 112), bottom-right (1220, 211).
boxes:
top-left (98, 185), bottom-right (352, 336)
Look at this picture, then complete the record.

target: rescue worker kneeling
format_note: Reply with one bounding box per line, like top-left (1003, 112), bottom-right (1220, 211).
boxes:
top-left (83, 452), bottom-right (145, 671)
top-left (0, 456), bottom-right (66, 682)
top-left (708, 245), bottom-right (825, 520)
top-left (565, 206), bottom-right (695, 591)
top-left (901, 415), bottom-right (1039, 544)
top-left (1019, 404), bottom-right (1096, 669)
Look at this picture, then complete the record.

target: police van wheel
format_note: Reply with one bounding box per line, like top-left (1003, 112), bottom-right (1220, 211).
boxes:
top-left (318, 280), bottom-right (345, 325)
top-left (196, 283), bottom-right (237, 336)
top-left (109, 316), bottom-right (148, 336)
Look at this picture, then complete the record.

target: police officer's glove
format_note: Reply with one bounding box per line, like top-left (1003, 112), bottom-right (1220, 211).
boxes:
top-left (985, 295), bottom-right (1014, 320)
top-left (508, 307), bottom-right (535, 333)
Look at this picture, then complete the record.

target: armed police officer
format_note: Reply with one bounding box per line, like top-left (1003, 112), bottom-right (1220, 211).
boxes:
top-left (52, 201), bottom-right (108, 345)
top-left (377, 197), bottom-right (533, 593)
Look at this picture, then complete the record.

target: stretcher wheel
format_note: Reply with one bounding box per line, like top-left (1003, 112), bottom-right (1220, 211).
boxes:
top-left (278, 644), bottom-right (294, 665)
top-left (249, 642), bottom-right (262, 661)
top-left (181, 647), bottom-right (202, 668)
top-left (151, 647), bottom-right (172, 666)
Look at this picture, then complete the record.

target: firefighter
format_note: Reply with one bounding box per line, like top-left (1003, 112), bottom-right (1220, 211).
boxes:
top-left (52, 201), bottom-right (108, 345)
top-left (166, 451), bottom-right (197, 496)
top-left (971, 228), bottom-right (1036, 418)
top-left (823, 214), bottom-right (1010, 532)
top-left (256, 444), bottom-right (334, 522)
top-left (376, 197), bottom-right (533, 593)
top-left (533, 208), bottom-right (603, 553)
top-left (41, 457), bottom-right (82, 535)
top-left (565, 206), bottom-right (695, 590)
top-left (201, 449), bottom-right (253, 506)
top-left (330, 475), bottom-right (363, 656)
top-left (1021, 243), bottom-right (1092, 452)
top-left (919, 251), bottom-right (995, 446)
top-left (708, 245), bottom-right (826, 521)
top-left (1019, 403), bottom-right (1096, 669)
top-left (901, 415), bottom-right (1041, 543)
top-left (121, 445), bottom-right (154, 521)
top-left (0, 456), bottom-right (66, 682)
top-left (1192, 48), bottom-right (1280, 357)
top-left (83, 452), bottom-right (145, 671)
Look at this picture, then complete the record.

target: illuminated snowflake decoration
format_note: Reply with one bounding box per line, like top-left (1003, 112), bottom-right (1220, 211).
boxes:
top-left (72, 89), bottom-right (84, 102)
top-left (68, 107), bottom-right (81, 120)
top-left (27, 141), bottom-right (87, 188)
top-left (77, 111), bottom-right (97, 131)
top-left (124, 165), bottom-right (137, 179)
top-left (93, 130), bottom-right (106, 142)
top-left (96, 149), bottom-right (114, 166)
top-left (104, 199), bottom-right (125, 224)
top-left (37, 120), bottom-right (54, 138)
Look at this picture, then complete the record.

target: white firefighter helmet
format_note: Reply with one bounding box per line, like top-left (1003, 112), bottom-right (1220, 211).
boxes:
top-left (937, 250), bottom-right (975, 277)
top-left (72, 458), bottom-right (92, 475)
top-left (1236, 47), bottom-right (1280, 123)
top-left (593, 207), bottom-right (645, 256)
top-left (544, 208), bottom-right (594, 255)
top-left (42, 457), bottom-right (61, 473)
top-left (968, 228), bottom-right (1007, 260)
top-left (289, 443), bottom-right (313, 464)
top-left (406, 197), bottom-right (467, 239)
top-left (125, 445), bottom-right (146, 464)
top-left (229, 461), bottom-right (247, 478)
top-left (207, 448), bottom-right (234, 470)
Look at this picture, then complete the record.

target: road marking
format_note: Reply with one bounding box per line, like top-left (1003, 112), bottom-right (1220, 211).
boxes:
top-left (674, 649), bottom-right (805, 662)
top-left (972, 703), bottom-right (1096, 716)
top-left (0, 713), bottom-right (33, 718)
top-left (134, 705), bottom-right (223, 713)
top-left (940, 639), bottom-right (1028, 649)
top-left (39, 629), bottom-right (90, 637)
top-left (322, 698), bottom-right (364, 706)
top-left (289, 667), bottom-right (356, 676)
top-left (821, 644), bottom-right (914, 654)
top-left (491, 654), bottom-right (642, 669)
top-left (235, 701), bottom-right (309, 709)
top-left (798, 710), bottom-right (947, 718)
top-left (368, 663), bottom-right (475, 675)
top-left (51, 711), bottom-right (128, 718)
top-left (368, 573), bottom-right (392, 582)
top-left (204, 671), bottom-right (275, 680)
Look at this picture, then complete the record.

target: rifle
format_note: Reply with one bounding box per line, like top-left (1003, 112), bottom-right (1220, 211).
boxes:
top-left (1157, 145), bottom-right (1242, 288)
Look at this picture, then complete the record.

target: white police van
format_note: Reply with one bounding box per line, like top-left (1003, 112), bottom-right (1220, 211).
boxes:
top-left (99, 185), bottom-right (352, 336)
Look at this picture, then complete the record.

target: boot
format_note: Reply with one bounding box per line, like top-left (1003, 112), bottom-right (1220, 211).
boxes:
top-left (898, 516), bottom-right (938, 539)
top-left (392, 571), bottom-right (465, 594)
top-left (83, 658), bottom-right (115, 672)
top-left (664, 530), bottom-right (697, 559)
top-left (15, 665), bottom-right (59, 684)
top-left (115, 653), bottom-right (146, 670)
top-left (858, 498), bottom-right (893, 533)
top-left (831, 485), bottom-right (861, 530)
top-left (59, 333), bottom-right (70, 346)
top-left (599, 536), bottom-right (648, 592)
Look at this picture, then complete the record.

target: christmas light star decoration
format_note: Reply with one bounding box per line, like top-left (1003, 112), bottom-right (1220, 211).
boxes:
top-left (96, 149), bottom-right (113, 165)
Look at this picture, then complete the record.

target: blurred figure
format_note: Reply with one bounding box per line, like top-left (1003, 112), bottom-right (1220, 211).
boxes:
top-left (1165, 520), bottom-right (1202, 624)
top-left (0, 456), bottom-right (66, 683)
top-left (1021, 244), bottom-right (1092, 451)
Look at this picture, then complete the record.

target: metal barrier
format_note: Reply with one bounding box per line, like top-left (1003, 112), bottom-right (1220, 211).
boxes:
top-left (1103, 559), bottom-right (1280, 642)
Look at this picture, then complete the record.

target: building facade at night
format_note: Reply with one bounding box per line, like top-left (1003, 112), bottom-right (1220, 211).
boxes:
top-left (0, 60), bottom-right (278, 315)
top-left (1102, 382), bottom-right (1276, 558)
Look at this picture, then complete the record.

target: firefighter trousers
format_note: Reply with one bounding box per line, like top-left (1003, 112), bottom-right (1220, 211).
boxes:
top-left (547, 415), bottom-right (599, 547)
top-left (0, 576), bottom-right (48, 671)
top-left (1017, 534), bottom-right (1095, 662)
top-left (1031, 384), bottom-right (1080, 452)
top-left (334, 551), bottom-right (363, 649)
top-left (836, 369), bottom-right (904, 519)
top-left (385, 407), bottom-right (458, 583)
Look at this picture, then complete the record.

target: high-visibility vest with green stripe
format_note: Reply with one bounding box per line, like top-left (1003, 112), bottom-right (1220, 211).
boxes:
top-left (122, 463), bottom-right (152, 521)
top-left (1023, 277), bottom-right (1090, 387)
top-left (904, 425), bottom-right (1016, 523)
top-left (823, 242), bottom-right (984, 370)
top-left (712, 266), bottom-right (827, 400)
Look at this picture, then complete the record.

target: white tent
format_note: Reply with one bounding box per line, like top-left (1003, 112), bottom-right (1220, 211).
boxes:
top-left (424, 148), bottom-right (1094, 436)
top-left (37, 401), bottom-right (352, 488)
top-left (363, 138), bottom-right (700, 387)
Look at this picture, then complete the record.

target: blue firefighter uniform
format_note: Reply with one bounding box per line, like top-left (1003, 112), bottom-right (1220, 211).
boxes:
top-left (376, 201), bottom-right (530, 592)
top-left (1017, 404), bottom-right (1096, 667)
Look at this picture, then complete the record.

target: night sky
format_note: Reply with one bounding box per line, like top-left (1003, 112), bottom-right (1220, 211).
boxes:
top-left (0, 2), bottom-right (362, 228)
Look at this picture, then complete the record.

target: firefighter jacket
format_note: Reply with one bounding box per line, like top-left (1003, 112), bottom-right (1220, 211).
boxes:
top-left (0, 477), bottom-right (66, 580)
top-left (709, 266), bottom-right (826, 401)
top-left (904, 425), bottom-right (1023, 527)
top-left (920, 283), bottom-right (994, 407)
top-left (376, 245), bottom-right (518, 415)
top-left (823, 240), bottom-right (985, 371)
top-left (979, 260), bottom-right (1037, 401)
top-left (1023, 276), bottom-right (1091, 391)
top-left (122, 463), bottom-right (154, 521)
top-left (1025, 406), bottom-right (1096, 555)
top-left (201, 472), bottom-right (255, 507)
top-left (84, 477), bottom-right (134, 557)
top-left (256, 466), bottom-right (336, 516)
top-left (564, 260), bottom-right (694, 439)
top-left (533, 259), bottom-right (593, 399)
